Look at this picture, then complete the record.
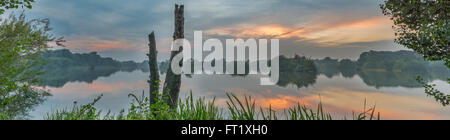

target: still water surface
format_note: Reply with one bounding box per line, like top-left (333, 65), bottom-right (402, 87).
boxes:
top-left (29, 68), bottom-right (450, 120)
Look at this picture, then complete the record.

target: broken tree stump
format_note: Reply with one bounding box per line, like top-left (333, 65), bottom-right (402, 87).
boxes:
top-left (163, 4), bottom-right (184, 108)
top-left (147, 31), bottom-right (160, 105)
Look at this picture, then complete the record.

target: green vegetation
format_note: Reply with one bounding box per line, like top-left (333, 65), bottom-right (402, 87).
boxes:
top-left (43, 92), bottom-right (379, 120)
top-left (357, 51), bottom-right (436, 73)
top-left (417, 77), bottom-right (449, 106)
top-left (42, 49), bottom-right (148, 71)
top-left (39, 50), bottom-right (449, 89)
top-left (381, 0), bottom-right (449, 102)
top-left (314, 51), bottom-right (450, 88)
top-left (39, 49), bottom-right (149, 87)
top-left (381, 0), bottom-right (449, 68)
top-left (314, 57), bottom-right (341, 78)
top-left (0, 13), bottom-right (53, 119)
top-left (0, 0), bottom-right (35, 15)
top-left (356, 51), bottom-right (449, 88)
top-left (44, 94), bottom-right (106, 120)
top-left (277, 55), bottom-right (318, 88)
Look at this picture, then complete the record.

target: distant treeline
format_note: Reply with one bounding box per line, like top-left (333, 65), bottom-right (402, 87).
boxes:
top-left (314, 50), bottom-right (449, 88)
top-left (42, 49), bottom-right (149, 71)
top-left (38, 49), bottom-right (449, 88)
top-left (316, 50), bottom-right (448, 72)
top-left (39, 49), bottom-right (149, 87)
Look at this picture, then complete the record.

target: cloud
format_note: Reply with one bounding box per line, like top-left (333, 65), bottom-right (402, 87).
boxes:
top-left (17, 0), bottom-right (398, 61)
top-left (204, 16), bottom-right (395, 47)
top-left (303, 17), bottom-right (395, 46)
top-left (64, 36), bottom-right (145, 52)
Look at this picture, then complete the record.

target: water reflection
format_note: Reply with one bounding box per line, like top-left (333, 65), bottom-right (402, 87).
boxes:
top-left (39, 55), bottom-right (449, 90)
top-left (39, 66), bottom-right (149, 88)
top-left (27, 56), bottom-right (450, 120)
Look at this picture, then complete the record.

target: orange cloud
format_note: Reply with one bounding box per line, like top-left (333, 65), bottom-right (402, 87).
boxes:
top-left (303, 17), bottom-right (395, 46)
top-left (204, 16), bottom-right (395, 47)
top-left (91, 41), bottom-right (130, 51)
top-left (65, 36), bottom-right (145, 52)
top-left (205, 24), bottom-right (298, 38)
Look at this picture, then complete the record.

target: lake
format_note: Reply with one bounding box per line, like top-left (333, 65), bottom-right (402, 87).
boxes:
top-left (28, 66), bottom-right (450, 120)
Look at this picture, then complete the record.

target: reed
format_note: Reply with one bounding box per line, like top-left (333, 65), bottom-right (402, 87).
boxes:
top-left (45, 92), bottom-right (380, 120)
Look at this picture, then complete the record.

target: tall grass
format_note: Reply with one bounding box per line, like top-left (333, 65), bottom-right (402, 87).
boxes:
top-left (45, 92), bottom-right (380, 120)
top-left (44, 94), bottom-right (109, 120)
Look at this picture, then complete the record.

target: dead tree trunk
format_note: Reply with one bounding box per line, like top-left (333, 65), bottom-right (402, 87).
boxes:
top-left (163, 4), bottom-right (184, 108)
top-left (147, 31), bottom-right (160, 105)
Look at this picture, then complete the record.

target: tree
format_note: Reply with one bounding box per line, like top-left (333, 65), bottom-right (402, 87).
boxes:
top-left (380, 0), bottom-right (449, 68)
top-left (162, 4), bottom-right (184, 108)
top-left (0, 0), bottom-right (35, 15)
top-left (381, 0), bottom-right (449, 105)
top-left (0, 13), bottom-right (52, 119)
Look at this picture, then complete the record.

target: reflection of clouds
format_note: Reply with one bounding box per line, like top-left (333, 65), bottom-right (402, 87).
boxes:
top-left (299, 88), bottom-right (450, 120)
top-left (37, 69), bottom-right (450, 120)
top-left (48, 81), bottom-right (146, 100)
top-left (47, 71), bottom-right (149, 100)
top-left (181, 75), bottom-right (450, 120)
top-left (196, 86), bottom-right (450, 120)
top-left (205, 88), bottom-right (310, 110)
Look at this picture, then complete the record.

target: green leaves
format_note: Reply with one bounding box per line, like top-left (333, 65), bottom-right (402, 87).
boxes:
top-left (0, 13), bottom-right (52, 119)
top-left (380, 0), bottom-right (449, 68)
top-left (43, 92), bottom-right (380, 120)
top-left (417, 77), bottom-right (449, 106)
top-left (0, 0), bottom-right (35, 15)
top-left (381, 0), bottom-right (449, 106)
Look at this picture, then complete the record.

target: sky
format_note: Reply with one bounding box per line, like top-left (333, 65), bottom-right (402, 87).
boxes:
top-left (11, 0), bottom-right (407, 62)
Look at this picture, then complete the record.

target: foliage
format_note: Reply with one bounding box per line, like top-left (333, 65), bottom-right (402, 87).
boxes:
top-left (38, 50), bottom-right (158, 88)
top-left (44, 92), bottom-right (379, 120)
top-left (44, 94), bottom-right (108, 120)
top-left (417, 77), bottom-right (449, 106)
top-left (0, 89), bottom-right (47, 119)
top-left (357, 51), bottom-right (429, 72)
top-left (116, 91), bottom-right (223, 120)
top-left (0, 0), bottom-right (35, 15)
top-left (41, 49), bottom-right (145, 70)
top-left (314, 57), bottom-right (341, 78)
top-left (0, 13), bottom-right (53, 119)
top-left (381, 1), bottom-right (449, 104)
top-left (277, 56), bottom-right (318, 88)
top-left (380, 0), bottom-right (449, 68)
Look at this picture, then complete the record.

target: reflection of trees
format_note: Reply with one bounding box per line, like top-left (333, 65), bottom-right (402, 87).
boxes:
top-left (358, 71), bottom-right (422, 88)
top-left (315, 57), bottom-right (340, 78)
top-left (184, 56), bottom-right (320, 89)
top-left (38, 50), bottom-right (152, 88)
top-left (40, 66), bottom-right (125, 88)
top-left (339, 59), bottom-right (357, 78)
top-left (313, 51), bottom-right (450, 88)
top-left (0, 89), bottom-right (48, 119)
top-left (40, 51), bottom-right (450, 90)
top-left (277, 56), bottom-right (318, 88)
top-left (358, 69), bottom-right (450, 89)
top-left (39, 61), bottom-right (163, 88)
top-left (340, 68), bottom-right (357, 79)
